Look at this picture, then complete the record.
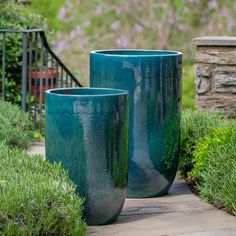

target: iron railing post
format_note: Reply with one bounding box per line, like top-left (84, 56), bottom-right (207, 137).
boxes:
top-left (21, 32), bottom-right (28, 111)
top-left (51, 56), bottom-right (54, 89)
top-left (39, 36), bottom-right (44, 131)
top-left (28, 32), bottom-right (32, 114)
top-left (2, 32), bottom-right (6, 99)
top-left (33, 32), bottom-right (39, 130)
top-left (45, 48), bottom-right (49, 90)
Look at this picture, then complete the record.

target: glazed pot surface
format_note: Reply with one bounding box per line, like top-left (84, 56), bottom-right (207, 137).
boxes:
top-left (90, 50), bottom-right (182, 198)
top-left (45, 87), bottom-right (129, 224)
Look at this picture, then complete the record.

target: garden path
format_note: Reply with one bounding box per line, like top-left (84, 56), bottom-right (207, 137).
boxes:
top-left (28, 142), bottom-right (236, 236)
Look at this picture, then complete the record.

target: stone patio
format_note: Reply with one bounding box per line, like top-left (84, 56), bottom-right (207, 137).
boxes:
top-left (28, 142), bottom-right (236, 236)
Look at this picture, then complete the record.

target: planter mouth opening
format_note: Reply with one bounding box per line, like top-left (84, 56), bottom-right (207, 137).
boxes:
top-left (46, 87), bottom-right (128, 97)
top-left (91, 49), bottom-right (182, 57)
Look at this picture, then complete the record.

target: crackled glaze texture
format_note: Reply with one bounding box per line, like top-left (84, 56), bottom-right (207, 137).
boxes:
top-left (45, 88), bottom-right (129, 225)
top-left (90, 50), bottom-right (182, 198)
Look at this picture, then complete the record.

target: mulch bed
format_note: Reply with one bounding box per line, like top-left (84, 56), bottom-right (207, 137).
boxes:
top-left (185, 179), bottom-right (200, 196)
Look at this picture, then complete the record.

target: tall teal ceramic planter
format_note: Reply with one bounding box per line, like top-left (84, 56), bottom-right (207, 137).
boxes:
top-left (45, 88), bottom-right (129, 225)
top-left (90, 50), bottom-right (182, 198)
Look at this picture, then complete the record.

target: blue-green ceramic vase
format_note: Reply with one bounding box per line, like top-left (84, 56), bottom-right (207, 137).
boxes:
top-left (45, 88), bottom-right (129, 225)
top-left (90, 50), bottom-right (182, 198)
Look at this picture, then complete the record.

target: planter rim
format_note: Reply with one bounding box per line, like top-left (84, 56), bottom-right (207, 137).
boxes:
top-left (46, 87), bottom-right (128, 98)
top-left (90, 49), bottom-right (182, 57)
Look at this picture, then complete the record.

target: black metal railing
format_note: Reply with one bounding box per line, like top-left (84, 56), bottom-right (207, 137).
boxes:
top-left (0, 29), bottom-right (82, 132)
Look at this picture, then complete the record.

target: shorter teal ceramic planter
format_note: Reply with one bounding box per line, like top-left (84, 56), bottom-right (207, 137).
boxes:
top-left (45, 88), bottom-right (129, 225)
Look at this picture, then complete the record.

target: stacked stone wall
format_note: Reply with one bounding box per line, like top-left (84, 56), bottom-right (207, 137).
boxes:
top-left (194, 37), bottom-right (236, 117)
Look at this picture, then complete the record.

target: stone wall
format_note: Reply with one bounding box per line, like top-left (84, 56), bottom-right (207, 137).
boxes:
top-left (193, 36), bottom-right (236, 117)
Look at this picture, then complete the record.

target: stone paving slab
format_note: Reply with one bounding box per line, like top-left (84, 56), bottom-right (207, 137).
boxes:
top-left (27, 142), bottom-right (236, 236)
top-left (88, 180), bottom-right (236, 236)
top-left (27, 141), bottom-right (45, 158)
top-left (181, 229), bottom-right (236, 236)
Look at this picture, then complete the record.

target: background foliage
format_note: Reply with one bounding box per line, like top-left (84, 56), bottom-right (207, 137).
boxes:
top-left (0, 1), bottom-right (48, 105)
top-left (27, 0), bottom-right (236, 109)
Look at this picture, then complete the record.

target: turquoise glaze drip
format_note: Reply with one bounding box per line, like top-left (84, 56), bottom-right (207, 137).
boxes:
top-left (45, 88), bottom-right (129, 225)
top-left (90, 50), bottom-right (182, 198)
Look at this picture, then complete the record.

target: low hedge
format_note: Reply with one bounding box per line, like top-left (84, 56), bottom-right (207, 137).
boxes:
top-left (179, 109), bottom-right (225, 178)
top-left (180, 109), bottom-right (236, 215)
top-left (194, 126), bottom-right (236, 215)
top-left (188, 126), bottom-right (235, 181)
top-left (0, 141), bottom-right (86, 235)
top-left (0, 99), bottom-right (31, 149)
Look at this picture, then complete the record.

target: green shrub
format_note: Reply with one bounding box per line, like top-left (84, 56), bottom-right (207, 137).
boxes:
top-left (195, 127), bottom-right (236, 215)
top-left (0, 142), bottom-right (86, 235)
top-left (189, 126), bottom-right (236, 181)
top-left (0, 99), bottom-right (31, 149)
top-left (179, 109), bottom-right (225, 177)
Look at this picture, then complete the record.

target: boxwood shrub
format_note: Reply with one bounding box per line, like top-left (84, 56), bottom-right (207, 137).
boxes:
top-left (188, 125), bottom-right (236, 181)
top-left (179, 109), bottom-right (225, 177)
top-left (194, 126), bottom-right (236, 215)
top-left (0, 142), bottom-right (86, 235)
top-left (0, 99), bottom-right (31, 149)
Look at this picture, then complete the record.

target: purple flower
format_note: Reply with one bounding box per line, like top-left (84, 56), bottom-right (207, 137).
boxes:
top-left (227, 17), bottom-right (234, 32)
top-left (115, 7), bottom-right (121, 16)
top-left (156, 22), bottom-right (161, 29)
top-left (187, 0), bottom-right (200, 4)
top-left (75, 26), bottom-right (84, 36)
top-left (116, 36), bottom-right (130, 48)
top-left (69, 30), bottom-right (77, 40)
top-left (80, 37), bottom-right (89, 47)
top-left (95, 6), bottom-right (103, 15)
top-left (111, 21), bottom-right (121, 30)
top-left (83, 20), bottom-right (91, 28)
top-left (177, 24), bottom-right (187, 32)
top-left (218, 22), bottom-right (223, 30)
top-left (133, 24), bottom-right (143, 33)
top-left (58, 6), bottom-right (66, 20)
top-left (221, 8), bottom-right (228, 17)
top-left (55, 41), bottom-right (68, 53)
top-left (208, 0), bottom-right (218, 10)
top-left (166, 17), bottom-right (175, 25)
top-left (208, 22), bottom-right (214, 31)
